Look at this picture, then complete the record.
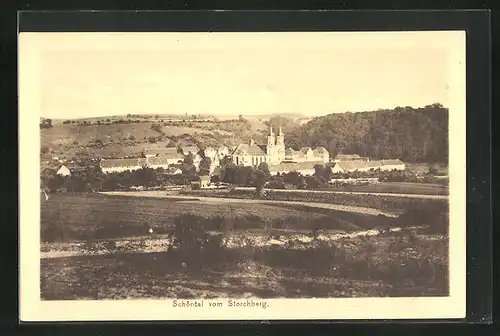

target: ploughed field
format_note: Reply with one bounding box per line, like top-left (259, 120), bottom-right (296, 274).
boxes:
top-left (40, 192), bottom-right (449, 299)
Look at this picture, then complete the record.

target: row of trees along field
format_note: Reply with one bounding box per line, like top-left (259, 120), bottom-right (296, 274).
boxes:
top-left (280, 104), bottom-right (448, 163)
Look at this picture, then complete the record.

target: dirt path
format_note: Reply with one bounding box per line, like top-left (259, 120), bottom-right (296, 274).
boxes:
top-left (100, 191), bottom-right (398, 217)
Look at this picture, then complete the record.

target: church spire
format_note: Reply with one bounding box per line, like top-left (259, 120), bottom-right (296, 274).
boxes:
top-left (279, 125), bottom-right (283, 136)
top-left (269, 126), bottom-right (274, 136)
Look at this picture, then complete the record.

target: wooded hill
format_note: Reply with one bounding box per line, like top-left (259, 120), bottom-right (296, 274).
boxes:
top-left (283, 104), bottom-right (448, 163)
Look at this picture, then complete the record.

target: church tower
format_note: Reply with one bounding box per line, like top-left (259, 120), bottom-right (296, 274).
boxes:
top-left (276, 126), bottom-right (285, 162)
top-left (267, 126), bottom-right (276, 162)
top-left (267, 127), bottom-right (275, 146)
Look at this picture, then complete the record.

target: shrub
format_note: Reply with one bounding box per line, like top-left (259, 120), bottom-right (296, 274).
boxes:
top-left (168, 214), bottom-right (226, 270)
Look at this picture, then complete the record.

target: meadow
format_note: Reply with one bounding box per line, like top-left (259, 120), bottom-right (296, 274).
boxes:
top-left (41, 193), bottom-right (374, 242)
top-left (40, 192), bottom-right (449, 299)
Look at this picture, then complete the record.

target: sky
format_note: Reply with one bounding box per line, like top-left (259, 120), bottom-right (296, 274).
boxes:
top-left (26, 32), bottom-right (459, 119)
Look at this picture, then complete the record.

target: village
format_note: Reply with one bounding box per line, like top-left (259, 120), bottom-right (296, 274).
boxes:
top-left (53, 126), bottom-right (406, 191)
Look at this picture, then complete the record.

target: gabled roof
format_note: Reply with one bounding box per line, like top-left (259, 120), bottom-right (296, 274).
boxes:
top-left (313, 147), bottom-right (328, 154)
top-left (217, 145), bottom-right (230, 152)
top-left (232, 143), bottom-right (266, 156)
top-left (335, 159), bottom-right (404, 171)
top-left (300, 147), bottom-right (312, 154)
top-left (181, 146), bottom-right (199, 155)
top-left (144, 148), bottom-right (181, 158)
top-left (166, 166), bottom-right (183, 174)
top-left (101, 158), bottom-right (147, 168)
top-left (334, 154), bottom-right (362, 160)
top-left (148, 157), bottom-right (177, 166)
top-left (269, 161), bottom-right (325, 173)
top-left (381, 159), bottom-right (405, 165)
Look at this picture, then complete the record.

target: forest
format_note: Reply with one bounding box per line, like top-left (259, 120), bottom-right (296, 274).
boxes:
top-left (282, 104), bottom-right (448, 163)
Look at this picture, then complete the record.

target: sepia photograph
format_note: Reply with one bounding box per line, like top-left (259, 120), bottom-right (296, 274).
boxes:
top-left (19, 31), bottom-right (466, 321)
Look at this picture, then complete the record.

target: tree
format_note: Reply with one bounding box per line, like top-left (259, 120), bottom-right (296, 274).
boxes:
top-left (183, 152), bottom-right (194, 166)
top-left (257, 162), bottom-right (271, 178)
top-left (41, 168), bottom-right (64, 192)
top-left (282, 171), bottom-right (304, 188)
top-left (134, 167), bottom-right (157, 189)
top-left (40, 146), bottom-right (50, 154)
top-left (198, 157), bottom-right (212, 176)
top-left (250, 169), bottom-right (267, 194)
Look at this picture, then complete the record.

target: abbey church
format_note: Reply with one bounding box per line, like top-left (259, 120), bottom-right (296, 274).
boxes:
top-left (230, 126), bottom-right (329, 167)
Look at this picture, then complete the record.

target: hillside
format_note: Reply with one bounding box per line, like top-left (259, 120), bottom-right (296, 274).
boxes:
top-left (40, 114), bottom-right (270, 168)
top-left (40, 104), bottom-right (448, 168)
top-left (284, 104), bottom-right (448, 163)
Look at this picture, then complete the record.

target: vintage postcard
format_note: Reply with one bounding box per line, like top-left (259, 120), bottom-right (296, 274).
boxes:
top-left (19, 31), bottom-right (466, 321)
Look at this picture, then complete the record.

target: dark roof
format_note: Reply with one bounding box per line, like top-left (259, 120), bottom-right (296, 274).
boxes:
top-left (232, 143), bottom-right (266, 156)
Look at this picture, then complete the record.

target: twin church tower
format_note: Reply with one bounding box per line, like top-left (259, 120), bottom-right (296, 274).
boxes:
top-left (266, 126), bottom-right (286, 164)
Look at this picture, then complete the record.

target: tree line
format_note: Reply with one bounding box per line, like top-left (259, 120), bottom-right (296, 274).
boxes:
top-left (284, 103), bottom-right (448, 163)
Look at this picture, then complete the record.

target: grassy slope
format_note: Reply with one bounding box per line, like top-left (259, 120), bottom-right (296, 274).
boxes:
top-left (41, 193), bottom-right (336, 242)
top-left (40, 116), bottom-right (269, 165)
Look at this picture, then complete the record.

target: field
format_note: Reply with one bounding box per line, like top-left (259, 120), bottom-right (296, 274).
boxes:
top-left (181, 188), bottom-right (449, 214)
top-left (407, 163), bottom-right (448, 176)
top-left (329, 182), bottom-right (448, 196)
top-left (40, 192), bottom-right (449, 299)
top-left (42, 193), bottom-right (384, 242)
top-left (40, 115), bottom-right (268, 160)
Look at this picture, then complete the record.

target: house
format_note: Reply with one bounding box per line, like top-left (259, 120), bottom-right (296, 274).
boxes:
top-left (312, 147), bottom-right (330, 163)
top-left (230, 126), bottom-right (329, 167)
top-left (181, 146), bottom-right (199, 156)
top-left (269, 161), bottom-right (325, 176)
top-left (190, 175), bottom-right (211, 189)
top-left (210, 166), bottom-right (222, 177)
top-left (100, 158), bottom-right (148, 174)
top-left (166, 166), bottom-right (183, 175)
top-left (56, 164), bottom-right (87, 176)
top-left (232, 139), bottom-right (269, 166)
top-left (333, 154), bottom-right (369, 163)
top-left (332, 159), bottom-right (405, 173)
top-left (147, 157), bottom-right (171, 170)
top-left (143, 148), bottom-right (184, 162)
top-left (216, 145), bottom-right (230, 159)
top-left (56, 165), bottom-right (71, 177)
top-left (204, 147), bottom-right (217, 161)
top-left (199, 175), bottom-right (211, 188)
top-left (380, 159), bottom-right (406, 171)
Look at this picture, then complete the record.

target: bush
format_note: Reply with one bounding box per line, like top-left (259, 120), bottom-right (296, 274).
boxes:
top-left (168, 214), bottom-right (226, 270)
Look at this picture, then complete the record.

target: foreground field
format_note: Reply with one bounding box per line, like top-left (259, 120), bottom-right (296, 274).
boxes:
top-left (41, 230), bottom-right (448, 299)
top-left (41, 192), bottom-right (449, 299)
top-left (42, 193), bottom-right (392, 242)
